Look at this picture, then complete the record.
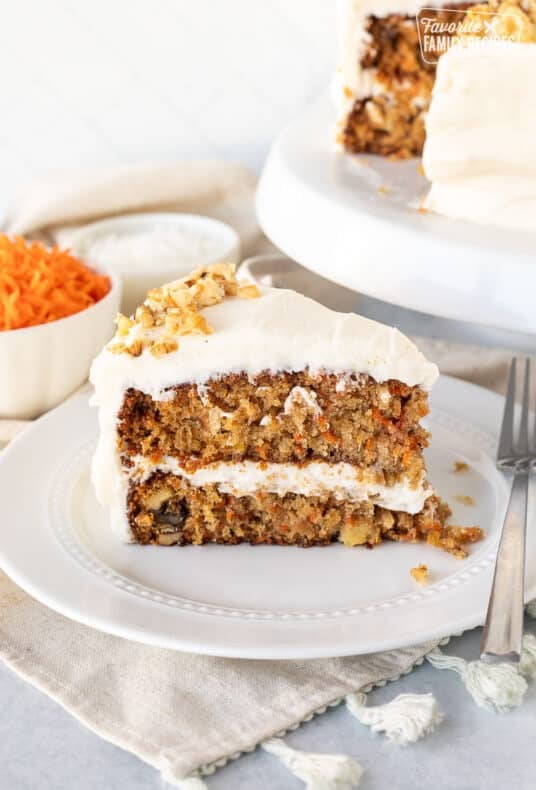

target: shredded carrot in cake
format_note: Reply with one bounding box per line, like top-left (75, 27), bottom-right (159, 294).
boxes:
top-left (0, 235), bottom-right (110, 331)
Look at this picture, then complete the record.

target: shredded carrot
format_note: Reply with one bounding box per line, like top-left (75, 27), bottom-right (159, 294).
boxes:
top-left (0, 235), bottom-right (111, 331)
top-left (320, 430), bottom-right (341, 446)
top-left (402, 449), bottom-right (413, 468)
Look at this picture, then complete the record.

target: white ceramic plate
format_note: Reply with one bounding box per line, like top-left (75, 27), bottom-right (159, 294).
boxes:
top-left (256, 95), bottom-right (536, 336)
top-left (0, 377), bottom-right (533, 659)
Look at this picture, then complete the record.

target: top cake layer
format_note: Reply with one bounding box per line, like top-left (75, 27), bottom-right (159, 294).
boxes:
top-left (90, 265), bottom-right (438, 402)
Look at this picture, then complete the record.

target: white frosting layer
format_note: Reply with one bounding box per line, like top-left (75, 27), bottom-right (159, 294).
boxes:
top-left (423, 42), bottom-right (536, 230)
top-left (130, 456), bottom-right (430, 514)
top-left (91, 286), bottom-right (437, 396)
top-left (90, 285), bottom-right (438, 540)
top-left (334, 1), bottom-right (437, 128)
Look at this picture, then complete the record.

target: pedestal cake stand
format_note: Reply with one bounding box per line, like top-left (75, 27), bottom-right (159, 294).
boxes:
top-left (256, 95), bottom-right (536, 336)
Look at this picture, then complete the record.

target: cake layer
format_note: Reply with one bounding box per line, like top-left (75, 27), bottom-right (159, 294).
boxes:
top-left (127, 472), bottom-right (483, 557)
top-left (116, 372), bottom-right (430, 486)
top-left (128, 456), bottom-right (430, 514)
top-left (335, 1), bottom-right (472, 158)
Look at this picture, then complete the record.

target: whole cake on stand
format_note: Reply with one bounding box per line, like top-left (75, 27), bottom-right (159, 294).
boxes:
top-left (256, 0), bottom-right (536, 335)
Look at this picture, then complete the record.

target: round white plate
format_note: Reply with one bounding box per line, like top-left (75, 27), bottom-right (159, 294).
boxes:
top-left (256, 95), bottom-right (536, 336)
top-left (0, 377), bottom-right (532, 659)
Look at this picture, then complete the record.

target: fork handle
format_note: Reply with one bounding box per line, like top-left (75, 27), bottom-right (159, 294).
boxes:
top-left (480, 470), bottom-right (529, 663)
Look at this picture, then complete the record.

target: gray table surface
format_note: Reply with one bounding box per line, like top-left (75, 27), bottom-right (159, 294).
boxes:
top-left (2, 624), bottom-right (536, 790)
top-left (2, 290), bottom-right (535, 790)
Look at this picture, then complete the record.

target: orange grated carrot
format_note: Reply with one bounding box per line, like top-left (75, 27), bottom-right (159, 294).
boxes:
top-left (0, 235), bottom-right (111, 331)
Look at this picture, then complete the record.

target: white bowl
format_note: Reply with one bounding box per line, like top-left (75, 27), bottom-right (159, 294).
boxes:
top-left (69, 213), bottom-right (241, 317)
top-left (0, 265), bottom-right (121, 420)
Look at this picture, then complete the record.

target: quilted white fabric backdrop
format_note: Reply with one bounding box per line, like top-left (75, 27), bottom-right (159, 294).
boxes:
top-left (0, 0), bottom-right (337, 217)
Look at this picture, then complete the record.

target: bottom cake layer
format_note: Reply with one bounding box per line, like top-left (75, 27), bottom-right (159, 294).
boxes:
top-left (127, 472), bottom-right (483, 558)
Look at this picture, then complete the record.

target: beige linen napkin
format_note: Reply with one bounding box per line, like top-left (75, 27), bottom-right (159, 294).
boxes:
top-left (4, 160), bottom-right (276, 259)
top-left (0, 590), bottom-right (438, 781)
top-left (0, 163), bottom-right (520, 785)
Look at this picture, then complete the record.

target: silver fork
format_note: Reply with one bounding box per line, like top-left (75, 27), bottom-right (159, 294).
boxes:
top-left (481, 358), bottom-right (534, 663)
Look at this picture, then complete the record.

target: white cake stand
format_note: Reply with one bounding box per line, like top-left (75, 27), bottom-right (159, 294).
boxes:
top-left (256, 95), bottom-right (536, 336)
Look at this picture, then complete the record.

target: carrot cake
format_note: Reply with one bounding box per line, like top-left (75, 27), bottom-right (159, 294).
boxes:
top-left (90, 263), bottom-right (482, 556)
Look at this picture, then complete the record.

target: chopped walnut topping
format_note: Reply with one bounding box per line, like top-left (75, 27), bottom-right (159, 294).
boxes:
top-left (115, 313), bottom-right (134, 336)
top-left (108, 342), bottom-right (126, 355)
top-left (150, 337), bottom-right (179, 358)
top-left (464, 0), bottom-right (536, 42)
top-left (410, 563), bottom-right (430, 586)
top-left (107, 263), bottom-right (259, 357)
top-left (238, 284), bottom-right (261, 299)
top-left (164, 314), bottom-right (181, 335)
top-left (137, 304), bottom-right (156, 328)
top-left (177, 311), bottom-right (213, 336)
top-left (109, 338), bottom-right (143, 357)
top-left (128, 339), bottom-right (144, 358)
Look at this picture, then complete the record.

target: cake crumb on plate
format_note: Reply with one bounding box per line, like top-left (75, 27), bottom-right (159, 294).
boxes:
top-left (453, 461), bottom-right (469, 473)
top-left (410, 564), bottom-right (430, 586)
top-left (454, 494), bottom-right (475, 507)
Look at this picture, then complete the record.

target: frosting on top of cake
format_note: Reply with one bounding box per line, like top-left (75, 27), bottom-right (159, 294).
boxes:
top-left (423, 40), bottom-right (536, 229)
top-left (127, 455), bottom-right (431, 515)
top-left (90, 274), bottom-right (438, 400)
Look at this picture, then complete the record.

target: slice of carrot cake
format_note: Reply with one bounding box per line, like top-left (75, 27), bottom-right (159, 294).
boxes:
top-left (90, 263), bottom-right (482, 556)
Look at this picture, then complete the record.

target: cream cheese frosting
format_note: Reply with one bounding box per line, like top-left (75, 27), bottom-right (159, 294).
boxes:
top-left (129, 456), bottom-right (430, 514)
top-left (423, 41), bottom-right (536, 230)
top-left (91, 286), bottom-right (438, 396)
top-left (90, 283), bottom-right (438, 540)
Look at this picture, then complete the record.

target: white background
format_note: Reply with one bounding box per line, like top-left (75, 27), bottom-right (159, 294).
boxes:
top-left (0, 0), bottom-right (337, 214)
